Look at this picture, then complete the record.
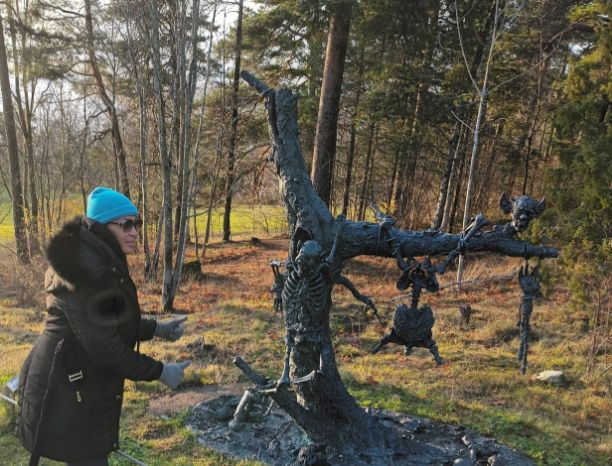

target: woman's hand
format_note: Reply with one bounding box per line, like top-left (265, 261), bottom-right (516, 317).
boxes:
top-left (159, 360), bottom-right (192, 389)
top-left (155, 315), bottom-right (188, 341)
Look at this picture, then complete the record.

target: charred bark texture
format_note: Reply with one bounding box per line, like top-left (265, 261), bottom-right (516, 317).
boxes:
top-left (239, 71), bottom-right (558, 453)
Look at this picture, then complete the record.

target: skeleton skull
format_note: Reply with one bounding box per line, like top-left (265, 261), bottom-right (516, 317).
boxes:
top-left (295, 240), bottom-right (323, 278)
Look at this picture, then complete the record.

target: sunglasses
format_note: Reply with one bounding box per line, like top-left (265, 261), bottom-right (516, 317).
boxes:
top-left (108, 219), bottom-right (143, 232)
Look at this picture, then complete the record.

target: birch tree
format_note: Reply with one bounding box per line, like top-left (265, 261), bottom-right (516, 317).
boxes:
top-left (456, 0), bottom-right (504, 287)
top-left (0, 9), bottom-right (28, 262)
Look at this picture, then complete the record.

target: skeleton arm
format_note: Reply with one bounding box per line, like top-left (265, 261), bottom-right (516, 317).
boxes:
top-left (436, 214), bottom-right (488, 274)
top-left (335, 275), bottom-right (382, 323)
top-left (270, 260), bottom-right (286, 312)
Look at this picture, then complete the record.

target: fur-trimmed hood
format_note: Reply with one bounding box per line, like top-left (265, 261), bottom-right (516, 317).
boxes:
top-left (46, 216), bottom-right (127, 288)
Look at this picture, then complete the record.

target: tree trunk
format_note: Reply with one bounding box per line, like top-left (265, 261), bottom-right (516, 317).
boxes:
top-left (310, 0), bottom-right (353, 207)
top-left (474, 121), bottom-right (503, 213)
top-left (357, 120), bottom-right (375, 221)
top-left (145, 0), bottom-right (173, 310)
top-left (84, 0), bottom-right (130, 198)
top-left (432, 120), bottom-right (462, 229)
top-left (0, 11), bottom-right (28, 262)
top-left (239, 72), bottom-right (557, 453)
top-left (302, 0), bottom-right (324, 161)
top-left (124, 3), bottom-right (151, 276)
top-left (8, 7), bottom-right (39, 254)
top-left (202, 128), bottom-right (223, 259)
top-left (341, 120), bottom-right (357, 216)
top-left (222, 0), bottom-right (243, 241)
top-left (456, 0), bottom-right (503, 288)
top-left (138, 88), bottom-right (151, 275)
top-left (78, 93), bottom-right (90, 216)
top-left (192, 0), bottom-right (218, 258)
top-left (171, 1), bottom-right (187, 240)
top-left (171, 0), bottom-right (201, 305)
top-left (341, 45), bottom-right (364, 217)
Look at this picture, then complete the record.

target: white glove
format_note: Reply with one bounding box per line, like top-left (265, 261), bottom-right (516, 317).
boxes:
top-left (155, 315), bottom-right (188, 341)
top-left (159, 360), bottom-right (192, 389)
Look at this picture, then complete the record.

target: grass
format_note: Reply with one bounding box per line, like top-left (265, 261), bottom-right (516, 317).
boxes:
top-left (0, 234), bottom-right (610, 465)
top-left (0, 199), bottom-right (287, 246)
top-left (0, 201), bottom-right (14, 245)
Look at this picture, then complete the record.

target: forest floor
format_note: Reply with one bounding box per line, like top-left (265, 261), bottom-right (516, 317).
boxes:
top-left (0, 236), bottom-right (610, 465)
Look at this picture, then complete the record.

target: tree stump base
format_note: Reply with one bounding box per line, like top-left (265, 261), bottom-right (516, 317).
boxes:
top-left (182, 259), bottom-right (203, 280)
top-left (187, 394), bottom-right (534, 465)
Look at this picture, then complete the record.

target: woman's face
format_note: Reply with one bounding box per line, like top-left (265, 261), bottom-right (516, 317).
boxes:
top-left (106, 216), bottom-right (139, 255)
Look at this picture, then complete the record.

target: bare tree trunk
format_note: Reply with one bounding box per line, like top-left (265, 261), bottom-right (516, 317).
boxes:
top-left (192, 0), bottom-right (218, 258)
top-left (171, 0), bottom-right (187, 240)
top-left (145, 0), bottom-right (173, 309)
top-left (302, 0), bottom-right (324, 161)
top-left (171, 0), bottom-right (201, 305)
top-left (147, 205), bottom-right (164, 282)
top-left (457, 0), bottom-right (503, 288)
top-left (78, 93), bottom-right (89, 214)
top-left (202, 128), bottom-right (223, 259)
top-left (138, 90), bottom-right (151, 273)
top-left (124, 2), bottom-right (151, 274)
top-left (443, 130), bottom-right (467, 232)
top-left (474, 121), bottom-right (503, 213)
top-left (341, 46), bottom-right (364, 217)
top-left (342, 120), bottom-right (357, 217)
top-left (310, 0), bottom-right (352, 207)
top-left (84, 0), bottom-right (130, 197)
top-left (357, 120), bottom-right (375, 221)
top-left (432, 120), bottom-right (462, 229)
top-left (222, 0), bottom-right (243, 242)
top-left (7, 6), bottom-right (39, 254)
top-left (0, 11), bottom-right (28, 262)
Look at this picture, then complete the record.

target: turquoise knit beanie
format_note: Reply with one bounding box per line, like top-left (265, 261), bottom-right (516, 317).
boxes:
top-left (86, 187), bottom-right (138, 224)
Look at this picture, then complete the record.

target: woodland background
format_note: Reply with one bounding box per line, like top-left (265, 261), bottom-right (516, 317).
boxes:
top-left (0, 0), bottom-right (610, 464)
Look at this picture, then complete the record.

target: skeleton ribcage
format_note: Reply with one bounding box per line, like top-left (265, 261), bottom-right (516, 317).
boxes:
top-left (281, 270), bottom-right (329, 331)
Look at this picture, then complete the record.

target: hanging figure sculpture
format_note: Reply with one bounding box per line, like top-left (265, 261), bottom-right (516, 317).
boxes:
top-left (517, 261), bottom-right (542, 375)
top-left (371, 212), bottom-right (489, 365)
top-left (270, 259), bottom-right (285, 313)
top-left (276, 216), bottom-right (345, 386)
top-left (371, 256), bottom-right (444, 365)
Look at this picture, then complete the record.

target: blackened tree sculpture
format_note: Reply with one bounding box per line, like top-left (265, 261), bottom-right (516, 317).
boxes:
top-left (234, 72), bottom-right (558, 458)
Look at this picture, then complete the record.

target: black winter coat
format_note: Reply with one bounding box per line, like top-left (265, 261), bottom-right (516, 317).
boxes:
top-left (17, 217), bottom-right (163, 462)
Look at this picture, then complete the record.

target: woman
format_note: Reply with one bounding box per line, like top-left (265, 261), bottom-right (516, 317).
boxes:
top-left (17, 187), bottom-right (191, 466)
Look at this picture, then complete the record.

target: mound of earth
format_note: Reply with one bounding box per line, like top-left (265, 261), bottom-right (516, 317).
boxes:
top-left (186, 394), bottom-right (533, 466)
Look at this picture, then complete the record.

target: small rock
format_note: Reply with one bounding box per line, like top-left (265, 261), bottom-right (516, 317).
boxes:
top-left (454, 459), bottom-right (474, 466)
top-left (296, 444), bottom-right (329, 466)
top-left (401, 419), bottom-right (423, 432)
top-left (534, 370), bottom-right (564, 384)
